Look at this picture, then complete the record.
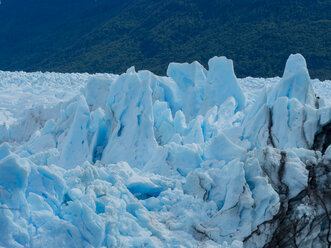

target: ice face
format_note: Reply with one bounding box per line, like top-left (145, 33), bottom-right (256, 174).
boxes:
top-left (167, 61), bottom-right (206, 121)
top-left (101, 68), bottom-right (158, 168)
top-left (0, 54), bottom-right (330, 248)
top-left (243, 54), bottom-right (329, 150)
top-left (59, 96), bottom-right (90, 169)
top-left (268, 54), bottom-right (316, 107)
top-left (200, 56), bottom-right (246, 115)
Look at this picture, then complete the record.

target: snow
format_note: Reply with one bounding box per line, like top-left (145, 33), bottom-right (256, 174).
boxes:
top-left (0, 54), bottom-right (330, 247)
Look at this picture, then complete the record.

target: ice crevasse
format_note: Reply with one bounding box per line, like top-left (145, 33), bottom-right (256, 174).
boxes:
top-left (0, 54), bottom-right (330, 247)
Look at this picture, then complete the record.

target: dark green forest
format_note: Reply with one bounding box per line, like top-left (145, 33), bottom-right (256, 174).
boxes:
top-left (0, 0), bottom-right (330, 79)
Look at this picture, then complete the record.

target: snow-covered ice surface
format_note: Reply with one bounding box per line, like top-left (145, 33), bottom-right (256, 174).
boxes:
top-left (0, 54), bottom-right (330, 248)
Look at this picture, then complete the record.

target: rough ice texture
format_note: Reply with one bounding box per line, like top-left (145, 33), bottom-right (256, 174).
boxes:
top-left (0, 54), bottom-right (330, 248)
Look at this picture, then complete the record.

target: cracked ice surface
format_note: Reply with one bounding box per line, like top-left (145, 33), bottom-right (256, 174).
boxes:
top-left (0, 55), bottom-right (330, 247)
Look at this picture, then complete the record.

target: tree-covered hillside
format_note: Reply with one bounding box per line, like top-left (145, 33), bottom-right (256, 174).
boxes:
top-left (0, 0), bottom-right (330, 79)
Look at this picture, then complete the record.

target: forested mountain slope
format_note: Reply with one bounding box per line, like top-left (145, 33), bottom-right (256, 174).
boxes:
top-left (0, 0), bottom-right (330, 79)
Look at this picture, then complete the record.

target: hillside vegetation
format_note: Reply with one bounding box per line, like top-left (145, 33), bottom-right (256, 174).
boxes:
top-left (0, 0), bottom-right (330, 79)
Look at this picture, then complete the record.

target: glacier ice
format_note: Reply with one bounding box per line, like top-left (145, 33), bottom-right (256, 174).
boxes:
top-left (242, 53), bottom-right (328, 151)
top-left (200, 56), bottom-right (245, 115)
top-left (0, 54), bottom-right (330, 247)
top-left (167, 61), bottom-right (206, 121)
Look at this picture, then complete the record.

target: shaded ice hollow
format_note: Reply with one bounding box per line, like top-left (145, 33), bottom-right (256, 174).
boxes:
top-left (0, 54), bottom-right (330, 248)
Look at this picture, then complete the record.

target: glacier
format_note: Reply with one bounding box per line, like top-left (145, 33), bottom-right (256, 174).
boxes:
top-left (0, 54), bottom-right (330, 248)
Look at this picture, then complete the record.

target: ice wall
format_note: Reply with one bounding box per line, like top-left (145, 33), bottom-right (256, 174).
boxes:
top-left (0, 54), bottom-right (330, 248)
top-left (243, 54), bottom-right (330, 150)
